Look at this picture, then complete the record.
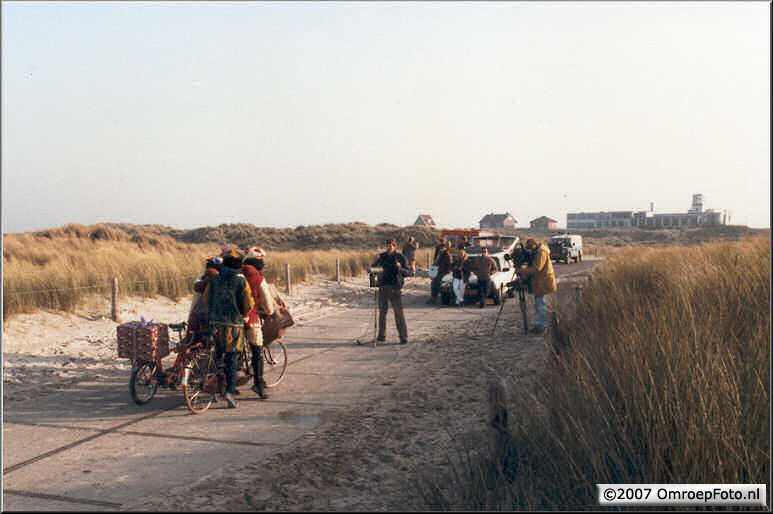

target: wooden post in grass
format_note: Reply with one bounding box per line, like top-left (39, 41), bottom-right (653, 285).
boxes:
top-left (111, 278), bottom-right (119, 322)
top-left (574, 284), bottom-right (583, 303)
top-left (336, 259), bottom-right (341, 283)
top-left (426, 253), bottom-right (430, 269)
top-left (285, 263), bottom-right (292, 295)
top-left (488, 380), bottom-right (509, 469)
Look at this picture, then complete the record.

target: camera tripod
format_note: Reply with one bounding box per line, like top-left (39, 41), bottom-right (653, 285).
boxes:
top-left (492, 277), bottom-right (530, 335)
top-left (354, 287), bottom-right (380, 347)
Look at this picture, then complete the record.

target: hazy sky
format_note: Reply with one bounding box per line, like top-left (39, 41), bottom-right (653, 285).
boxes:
top-left (2, 1), bottom-right (770, 233)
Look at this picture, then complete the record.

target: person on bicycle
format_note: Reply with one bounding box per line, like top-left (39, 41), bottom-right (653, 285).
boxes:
top-left (201, 249), bottom-right (254, 408)
top-left (182, 256), bottom-right (221, 348)
top-left (241, 246), bottom-right (276, 399)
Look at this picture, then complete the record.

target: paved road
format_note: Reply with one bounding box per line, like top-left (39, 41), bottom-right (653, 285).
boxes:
top-left (2, 259), bottom-right (599, 510)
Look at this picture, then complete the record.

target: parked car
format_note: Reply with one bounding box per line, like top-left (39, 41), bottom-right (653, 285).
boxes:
top-left (438, 235), bottom-right (520, 305)
top-left (548, 234), bottom-right (583, 264)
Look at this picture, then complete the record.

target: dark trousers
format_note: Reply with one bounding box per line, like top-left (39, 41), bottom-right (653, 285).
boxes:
top-left (478, 279), bottom-right (491, 305)
top-left (215, 348), bottom-right (238, 395)
top-left (430, 273), bottom-right (445, 298)
top-left (378, 285), bottom-right (408, 341)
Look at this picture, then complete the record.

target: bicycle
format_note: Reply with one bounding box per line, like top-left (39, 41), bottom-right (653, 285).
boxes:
top-left (183, 337), bottom-right (288, 414)
top-left (244, 337), bottom-right (288, 388)
top-left (128, 322), bottom-right (208, 405)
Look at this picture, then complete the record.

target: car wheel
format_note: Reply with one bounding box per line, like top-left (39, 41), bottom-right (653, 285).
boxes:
top-left (578, 251), bottom-right (582, 262)
top-left (493, 285), bottom-right (503, 306)
top-left (441, 291), bottom-right (452, 305)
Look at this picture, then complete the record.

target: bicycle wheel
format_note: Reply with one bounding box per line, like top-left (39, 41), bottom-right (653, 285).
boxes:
top-left (263, 340), bottom-right (288, 388)
top-left (239, 344), bottom-right (254, 382)
top-left (129, 362), bottom-right (158, 405)
top-left (183, 348), bottom-right (217, 414)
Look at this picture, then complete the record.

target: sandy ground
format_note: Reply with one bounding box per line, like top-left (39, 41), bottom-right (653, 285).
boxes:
top-left (3, 271), bottom-right (584, 510)
top-left (1, 276), bottom-right (377, 404)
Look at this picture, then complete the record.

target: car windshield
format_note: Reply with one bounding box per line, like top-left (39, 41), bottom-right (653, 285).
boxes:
top-left (468, 236), bottom-right (517, 252)
top-left (550, 238), bottom-right (570, 246)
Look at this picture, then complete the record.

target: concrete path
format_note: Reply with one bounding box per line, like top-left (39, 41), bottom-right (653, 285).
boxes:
top-left (2, 260), bottom-right (599, 510)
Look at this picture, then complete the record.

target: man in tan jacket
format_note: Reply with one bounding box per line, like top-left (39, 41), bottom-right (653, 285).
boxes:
top-left (515, 238), bottom-right (556, 334)
top-left (474, 247), bottom-right (498, 309)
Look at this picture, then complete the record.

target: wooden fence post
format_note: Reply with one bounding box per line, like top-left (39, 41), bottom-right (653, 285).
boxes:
top-left (426, 253), bottom-right (430, 269)
top-left (574, 284), bottom-right (583, 303)
top-left (111, 278), bottom-right (119, 322)
top-left (336, 259), bottom-right (341, 283)
top-left (285, 263), bottom-right (292, 295)
top-left (488, 380), bottom-right (509, 469)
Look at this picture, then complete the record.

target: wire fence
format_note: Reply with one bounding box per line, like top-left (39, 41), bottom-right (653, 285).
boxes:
top-left (4, 274), bottom-right (201, 296)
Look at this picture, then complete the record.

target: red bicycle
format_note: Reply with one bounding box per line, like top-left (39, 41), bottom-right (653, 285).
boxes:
top-left (128, 322), bottom-right (208, 405)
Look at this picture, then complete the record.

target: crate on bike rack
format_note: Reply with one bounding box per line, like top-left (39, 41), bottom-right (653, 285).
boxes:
top-left (117, 321), bottom-right (170, 362)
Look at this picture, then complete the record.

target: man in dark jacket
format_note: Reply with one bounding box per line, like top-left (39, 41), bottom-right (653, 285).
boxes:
top-left (427, 240), bottom-right (453, 304)
top-left (433, 237), bottom-right (447, 263)
top-left (372, 238), bottom-right (408, 344)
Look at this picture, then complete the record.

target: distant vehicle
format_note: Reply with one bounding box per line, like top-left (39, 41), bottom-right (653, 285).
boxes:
top-left (438, 235), bottom-right (519, 305)
top-left (548, 234), bottom-right (583, 264)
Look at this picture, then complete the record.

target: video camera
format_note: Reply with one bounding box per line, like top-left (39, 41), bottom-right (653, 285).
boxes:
top-left (503, 241), bottom-right (533, 294)
top-left (367, 267), bottom-right (384, 288)
top-left (504, 240), bottom-right (532, 268)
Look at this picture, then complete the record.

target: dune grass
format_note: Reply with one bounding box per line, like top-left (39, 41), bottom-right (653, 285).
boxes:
top-left (420, 236), bottom-right (770, 509)
top-left (2, 224), bottom-right (389, 318)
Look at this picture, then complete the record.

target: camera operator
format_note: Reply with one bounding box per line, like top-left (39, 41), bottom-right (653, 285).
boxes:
top-left (514, 238), bottom-right (556, 335)
top-left (372, 238), bottom-right (408, 344)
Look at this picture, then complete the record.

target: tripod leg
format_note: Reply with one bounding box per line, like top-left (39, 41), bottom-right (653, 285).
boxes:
top-left (519, 290), bottom-right (529, 334)
top-left (373, 288), bottom-right (378, 347)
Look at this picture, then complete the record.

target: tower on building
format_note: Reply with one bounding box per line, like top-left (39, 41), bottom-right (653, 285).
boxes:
top-left (688, 194), bottom-right (704, 214)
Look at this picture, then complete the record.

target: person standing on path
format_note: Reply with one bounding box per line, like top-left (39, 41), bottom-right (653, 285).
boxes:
top-left (401, 236), bottom-right (419, 276)
top-left (433, 236), bottom-right (447, 263)
top-left (241, 247), bottom-right (276, 399)
top-left (201, 249), bottom-right (254, 408)
top-left (451, 250), bottom-right (471, 306)
top-left (182, 256), bottom-right (221, 348)
top-left (514, 237), bottom-right (556, 335)
top-left (474, 247), bottom-right (497, 309)
top-left (427, 240), bottom-right (453, 304)
top-left (372, 238), bottom-right (409, 344)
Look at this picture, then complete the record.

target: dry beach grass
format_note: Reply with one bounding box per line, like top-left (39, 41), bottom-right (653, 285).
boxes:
top-left (421, 236), bottom-right (771, 509)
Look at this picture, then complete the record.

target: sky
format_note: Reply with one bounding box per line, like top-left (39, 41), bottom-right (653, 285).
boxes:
top-left (1, 1), bottom-right (770, 233)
